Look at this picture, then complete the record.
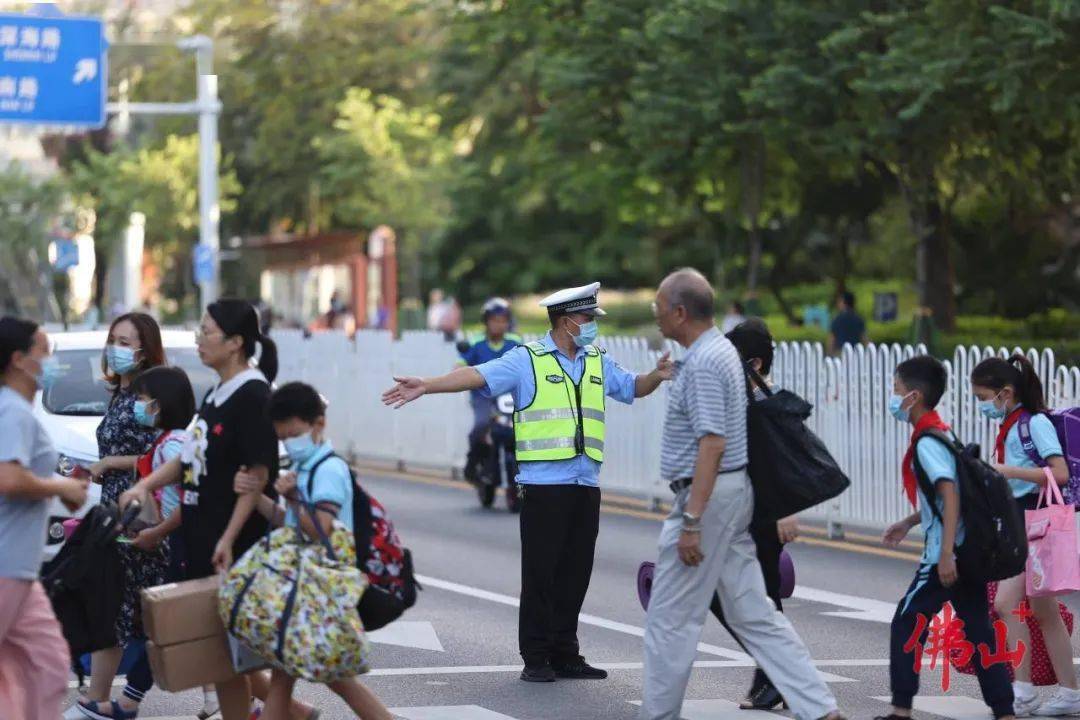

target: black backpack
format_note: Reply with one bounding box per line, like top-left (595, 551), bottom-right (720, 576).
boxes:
top-left (913, 429), bottom-right (1027, 584)
top-left (743, 365), bottom-right (851, 520)
top-left (306, 453), bottom-right (420, 630)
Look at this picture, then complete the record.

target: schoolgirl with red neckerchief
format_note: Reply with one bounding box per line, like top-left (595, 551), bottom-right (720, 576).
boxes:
top-left (972, 355), bottom-right (1076, 717)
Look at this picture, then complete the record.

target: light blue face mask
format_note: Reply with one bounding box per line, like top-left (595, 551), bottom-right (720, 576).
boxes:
top-left (133, 400), bottom-right (158, 428)
top-left (35, 355), bottom-right (61, 390)
top-left (977, 393), bottom-right (1007, 420)
top-left (283, 431), bottom-right (318, 465)
top-left (569, 319), bottom-right (599, 348)
top-left (888, 392), bottom-right (912, 423)
top-left (106, 345), bottom-right (140, 375)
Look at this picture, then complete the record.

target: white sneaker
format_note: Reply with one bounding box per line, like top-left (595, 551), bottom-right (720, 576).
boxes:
top-left (1016, 691), bottom-right (1043, 717)
top-left (1035, 688), bottom-right (1080, 717)
top-left (62, 701), bottom-right (90, 720)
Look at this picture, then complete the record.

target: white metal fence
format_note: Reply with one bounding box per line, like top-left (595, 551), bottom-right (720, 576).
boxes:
top-left (271, 329), bottom-right (1080, 532)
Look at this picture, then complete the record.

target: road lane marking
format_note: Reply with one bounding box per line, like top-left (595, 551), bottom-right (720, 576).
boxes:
top-left (874, 695), bottom-right (990, 720)
top-left (631, 698), bottom-right (786, 719)
top-left (414, 573), bottom-right (853, 682)
top-left (790, 586), bottom-right (898, 624)
top-left (359, 466), bottom-right (924, 561)
top-left (392, 707), bottom-right (520, 720)
top-left (367, 659), bottom-right (870, 677)
top-left (369, 620), bottom-right (445, 651)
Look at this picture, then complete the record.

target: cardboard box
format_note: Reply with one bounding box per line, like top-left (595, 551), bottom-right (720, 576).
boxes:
top-left (141, 576), bottom-right (226, 647)
top-left (147, 636), bottom-right (237, 692)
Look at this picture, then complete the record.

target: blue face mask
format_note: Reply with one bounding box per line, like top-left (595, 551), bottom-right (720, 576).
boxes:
top-left (283, 431), bottom-right (318, 465)
top-left (888, 392), bottom-right (913, 423)
top-left (978, 395), bottom-right (1007, 420)
top-left (106, 345), bottom-right (140, 375)
top-left (133, 400), bottom-right (158, 428)
top-left (569, 319), bottom-right (599, 348)
top-left (35, 355), bottom-right (61, 390)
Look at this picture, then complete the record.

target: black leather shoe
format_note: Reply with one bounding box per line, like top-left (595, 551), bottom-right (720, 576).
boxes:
top-left (520, 663), bottom-right (556, 682)
top-left (739, 681), bottom-right (785, 710)
top-left (551, 658), bottom-right (608, 680)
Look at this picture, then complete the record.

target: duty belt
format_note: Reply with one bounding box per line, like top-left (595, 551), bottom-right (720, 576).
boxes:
top-left (668, 465), bottom-right (747, 495)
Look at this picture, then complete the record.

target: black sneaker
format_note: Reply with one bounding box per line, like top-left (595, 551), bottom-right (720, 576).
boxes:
top-left (551, 657), bottom-right (608, 680)
top-left (520, 663), bottom-right (556, 682)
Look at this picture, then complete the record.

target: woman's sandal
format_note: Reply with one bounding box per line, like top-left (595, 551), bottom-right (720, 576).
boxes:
top-left (77, 699), bottom-right (138, 720)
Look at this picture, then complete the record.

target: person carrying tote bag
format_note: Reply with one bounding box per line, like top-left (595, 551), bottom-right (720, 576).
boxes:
top-left (1026, 468), bottom-right (1080, 598)
top-left (219, 496), bottom-right (369, 685)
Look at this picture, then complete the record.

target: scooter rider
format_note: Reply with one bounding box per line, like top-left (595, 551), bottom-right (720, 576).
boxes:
top-left (459, 298), bottom-right (521, 483)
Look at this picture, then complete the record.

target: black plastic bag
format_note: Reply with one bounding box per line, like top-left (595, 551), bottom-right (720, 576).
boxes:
top-left (744, 365), bottom-right (850, 521)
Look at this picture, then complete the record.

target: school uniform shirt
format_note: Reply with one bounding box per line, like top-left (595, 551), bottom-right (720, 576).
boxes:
top-left (179, 368), bottom-right (278, 578)
top-left (1003, 411), bottom-right (1063, 498)
top-left (152, 429), bottom-right (186, 519)
top-left (915, 437), bottom-right (966, 566)
top-left (285, 441), bottom-right (354, 532)
top-left (473, 332), bottom-right (636, 487)
top-left (0, 386), bottom-right (59, 580)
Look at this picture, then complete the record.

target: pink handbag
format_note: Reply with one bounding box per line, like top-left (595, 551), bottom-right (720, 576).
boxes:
top-left (1025, 469), bottom-right (1080, 597)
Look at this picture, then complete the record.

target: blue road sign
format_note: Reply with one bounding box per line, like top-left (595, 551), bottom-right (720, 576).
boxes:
top-left (193, 244), bottom-right (215, 284)
top-left (0, 12), bottom-right (106, 127)
top-left (52, 238), bottom-right (79, 271)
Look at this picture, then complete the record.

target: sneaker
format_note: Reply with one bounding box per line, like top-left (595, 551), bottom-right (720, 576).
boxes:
top-left (63, 703), bottom-right (89, 720)
top-left (550, 657), bottom-right (608, 680)
top-left (1016, 690), bottom-right (1042, 717)
top-left (1035, 688), bottom-right (1080, 717)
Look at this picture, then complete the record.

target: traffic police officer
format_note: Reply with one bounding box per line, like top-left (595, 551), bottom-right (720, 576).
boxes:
top-left (383, 282), bottom-right (673, 682)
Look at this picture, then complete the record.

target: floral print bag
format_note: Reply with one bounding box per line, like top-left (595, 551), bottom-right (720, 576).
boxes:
top-left (218, 504), bottom-right (370, 683)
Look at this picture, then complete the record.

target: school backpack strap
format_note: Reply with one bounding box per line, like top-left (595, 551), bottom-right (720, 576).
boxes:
top-left (306, 452), bottom-right (375, 563)
top-left (1017, 410), bottom-right (1049, 468)
top-left (911, 428), bottom-right (962, 522)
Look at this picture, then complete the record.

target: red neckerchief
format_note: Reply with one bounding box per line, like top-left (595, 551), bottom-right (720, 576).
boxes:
top-left (136, 432), bottom-right (169, 479)
top-left (903, 410), bottom-right (951, 508)
top-left (995, 408), bottom-right (1025, 464)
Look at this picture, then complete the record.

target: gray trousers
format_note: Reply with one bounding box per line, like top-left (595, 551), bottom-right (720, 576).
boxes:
top-left (640, 470), bottom-right (836, 720)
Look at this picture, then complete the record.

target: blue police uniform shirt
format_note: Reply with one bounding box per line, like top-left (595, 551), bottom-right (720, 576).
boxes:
top-left (459, 337), bottom-right (520, 400)
top-left (915, 437), bottom-right (965, 566)
top-left (285, 441), bottom-right (354, 532)
top-left (1003, 410), bottom-right (1063, 498)
top-left (474, 332), bottom-right (636, 487)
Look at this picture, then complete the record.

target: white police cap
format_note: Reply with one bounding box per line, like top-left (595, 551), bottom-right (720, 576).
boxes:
top-left (538, 281), bottom-right (607, 317)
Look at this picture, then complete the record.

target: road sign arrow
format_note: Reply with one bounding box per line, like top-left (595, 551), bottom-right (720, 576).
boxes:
top-left (72, 57), bottom-right (97, 84)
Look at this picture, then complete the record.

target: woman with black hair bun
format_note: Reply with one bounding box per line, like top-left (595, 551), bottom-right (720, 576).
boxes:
top-left (971, 354), bottom-right (1076, 717)
top-left (121, 299), bottom-right (284, 719)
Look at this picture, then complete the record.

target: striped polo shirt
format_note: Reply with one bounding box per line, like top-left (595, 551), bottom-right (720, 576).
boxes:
top-left (660, 326), bottom-right (748, 481)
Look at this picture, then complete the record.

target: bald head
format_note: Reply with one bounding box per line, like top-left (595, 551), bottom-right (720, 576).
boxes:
top-left (659, 268), bottom-right (715, 321)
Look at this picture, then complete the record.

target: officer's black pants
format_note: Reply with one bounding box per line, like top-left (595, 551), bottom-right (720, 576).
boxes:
top-left (709, 518), bottom-right (783, 693)
top-left (518, 483), bottom-right (600, 666)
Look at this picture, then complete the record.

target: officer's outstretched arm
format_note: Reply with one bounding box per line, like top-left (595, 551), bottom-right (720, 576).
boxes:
top-left (382, 367), bottom-right (486, 409)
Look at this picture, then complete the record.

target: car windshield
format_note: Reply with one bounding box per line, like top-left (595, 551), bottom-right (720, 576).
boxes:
top-left (43, 347), bottom-right (217, 416)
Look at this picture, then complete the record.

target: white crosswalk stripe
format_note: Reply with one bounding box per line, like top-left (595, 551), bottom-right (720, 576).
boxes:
top-left (391, 706), bottom-right (521, 720)
top-left (873, 695), bottom-right (992, 720)
top-left (630, 698), bottom-right (786, 719)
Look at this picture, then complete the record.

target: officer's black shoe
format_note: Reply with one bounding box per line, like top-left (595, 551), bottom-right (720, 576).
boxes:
top-left (551, 657), bottom-right (608, 680)
top-left (520, 663), bottom-right (556, 683)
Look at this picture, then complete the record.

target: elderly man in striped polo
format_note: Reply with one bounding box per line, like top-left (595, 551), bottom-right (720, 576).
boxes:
top-left (640, 268), bottom-right (845, 720)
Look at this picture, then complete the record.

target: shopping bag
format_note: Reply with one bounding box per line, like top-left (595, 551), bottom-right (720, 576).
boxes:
top-left (950, 582), bottom-right (1074, 686)
top-left (1026, 470), bottom-right (1080, 598)
top-left (219, 504), bottom-right (370, 683)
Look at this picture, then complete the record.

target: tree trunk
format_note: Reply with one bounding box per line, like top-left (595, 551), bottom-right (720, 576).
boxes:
top-left (740, 135), bottom-right (766, 292)
top-left (834, 227), bottom-right (850, 298)
top-left (898, 169), bottom-right (956, 342)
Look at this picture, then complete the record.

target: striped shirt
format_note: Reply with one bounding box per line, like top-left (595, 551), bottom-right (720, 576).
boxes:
top-left (660, 326), bottom-right (748, 481)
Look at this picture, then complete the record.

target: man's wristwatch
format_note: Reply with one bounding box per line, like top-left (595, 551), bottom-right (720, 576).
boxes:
top-left (681, 511), bottom-right (701, 532)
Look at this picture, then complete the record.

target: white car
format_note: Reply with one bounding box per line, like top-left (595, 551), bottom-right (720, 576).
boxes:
top-left (34, 330), bottom-right (217, 562)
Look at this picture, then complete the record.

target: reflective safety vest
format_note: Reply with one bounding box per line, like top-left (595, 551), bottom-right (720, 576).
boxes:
top-left (514, 341), bottom-right (606, 463)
